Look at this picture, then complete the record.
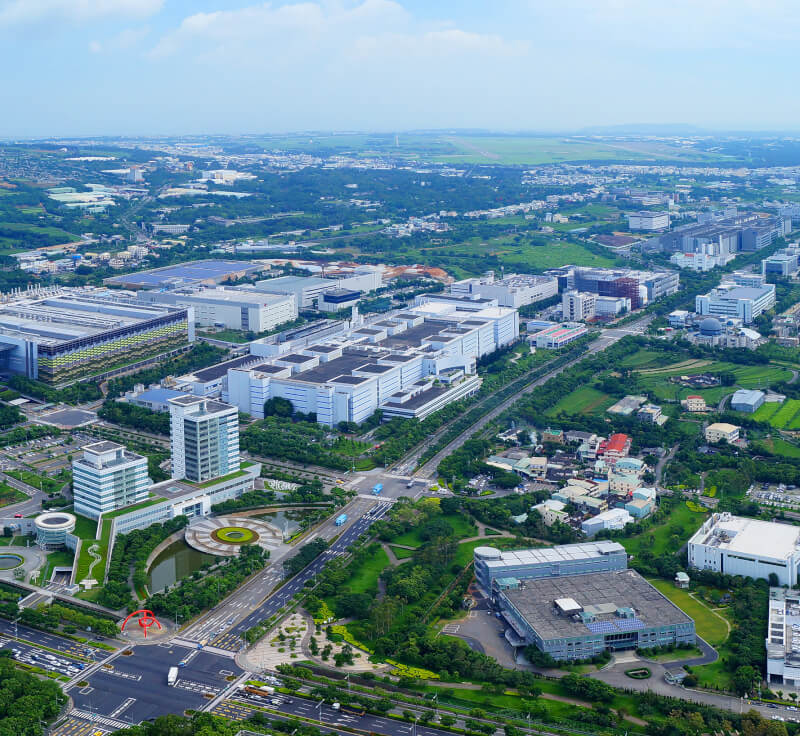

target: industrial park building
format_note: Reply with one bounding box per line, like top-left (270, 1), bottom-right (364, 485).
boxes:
top-left (474, 542), bottom-right (627, 594)
top-left (255, 270), bottom-right (382, 308)
top-left (688, 512), bottom-right (800, 585)
top-left (546, 266), bottom-right (679, 310)
top-left (225, 300), bottom-right (516, 426)
top-left (627, 211), bottom-right (669, 231)
top-left (140, 287), bottom-right (297, 332)
top-left (477, 544), bottom-right (695, 661)
top-left (450, 272), bottom-right (559, 308)
top-left (0, 288), bottom-right (193, 384)
top-left (695, 281), bottom-right (776, 324)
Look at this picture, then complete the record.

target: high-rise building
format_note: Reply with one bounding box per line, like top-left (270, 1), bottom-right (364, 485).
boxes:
top-left (72, 441), bottom-right (151, 520)
top-left (168, 396), bottom-right (240, 482)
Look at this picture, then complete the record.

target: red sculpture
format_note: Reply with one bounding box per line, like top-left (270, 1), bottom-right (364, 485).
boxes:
top-left (121, 609), bottom-right (162, 638)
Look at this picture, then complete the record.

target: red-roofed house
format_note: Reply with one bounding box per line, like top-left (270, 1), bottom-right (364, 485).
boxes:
top-left (598, 433), bottom-right (631, 465)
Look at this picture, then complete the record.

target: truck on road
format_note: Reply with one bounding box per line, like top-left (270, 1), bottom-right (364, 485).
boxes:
top-left (372, 483), bottom-right (383, 495)
top-left (243, 685), bottom-right (275, 698)
top-left (335, 513), bottom-right (347, 526)
top-left (167, 667), bottom-right (178, 686)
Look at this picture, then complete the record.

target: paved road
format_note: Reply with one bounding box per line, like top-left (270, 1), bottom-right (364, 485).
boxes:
top-left (413, 317), bottom-right (653, 479)
top-left (180, 498), bottom-right (392, 650)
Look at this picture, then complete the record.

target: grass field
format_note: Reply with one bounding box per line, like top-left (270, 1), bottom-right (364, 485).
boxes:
top-left (647, 579), bottom-right (730, 646)
top-left (0, 483), bottom-right (27, 509)
top-left (756, 437), bottom-right (800, 458)
top-left (39, 549), bottom-right (74, 585)
top-left (389, 545), bottom-right (416, 560)
top-left (622, 502), bottom-right (707, 559)
top-left (346, 547), bottom-right (390, 594)
top-left (545, 385), bottom-right (615, 417)
top-left (390, 514), bottom-right (478, 548)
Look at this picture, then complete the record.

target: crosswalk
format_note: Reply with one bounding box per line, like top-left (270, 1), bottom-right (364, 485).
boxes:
top-left (175, 679), bottom-right (221, 695)
top-left (69, 710), bottom-right (129, 731)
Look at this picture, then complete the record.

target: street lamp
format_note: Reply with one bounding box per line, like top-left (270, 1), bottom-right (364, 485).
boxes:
top-left (317, 699), bottom-right (324, 723)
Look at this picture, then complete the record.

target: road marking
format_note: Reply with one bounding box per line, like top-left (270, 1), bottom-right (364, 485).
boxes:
top-left (109, 698), bottom-right (135, 718)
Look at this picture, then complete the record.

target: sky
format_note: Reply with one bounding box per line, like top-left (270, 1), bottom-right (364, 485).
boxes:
top-left (2, 0), bottom-right (800, 137)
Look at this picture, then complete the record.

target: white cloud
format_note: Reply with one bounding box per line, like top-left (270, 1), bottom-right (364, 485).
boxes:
top-left (525, 0), bottom-right (800, 47)
top-left (0, 0), bottom-right (163, 28)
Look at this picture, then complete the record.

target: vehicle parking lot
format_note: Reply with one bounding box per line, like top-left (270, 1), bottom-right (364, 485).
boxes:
top-left (748, 482), bottom-right (800, 510)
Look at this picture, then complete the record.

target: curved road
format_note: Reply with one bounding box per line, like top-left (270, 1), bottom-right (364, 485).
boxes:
top-left (413, 316), bottom-right (653, 479)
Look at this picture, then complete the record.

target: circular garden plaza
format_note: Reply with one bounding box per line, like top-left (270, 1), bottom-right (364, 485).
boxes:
top-left (184, 515), bottom-right (285, 557)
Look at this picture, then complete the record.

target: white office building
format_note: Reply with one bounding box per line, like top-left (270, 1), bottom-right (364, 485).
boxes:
top-left (450, 272), bottom-right (558, 308)
top-left (562, 290), bottom-right (596, 321)
top-left (695, 282), bottom-right (776, 324)
top-left (168, 396), bottom-right (240, 482)
top-left (141, 287), bottom-right (297, 332)
top-left (72, 441), bottom-right (151, 520)
top-left (688, 513), bottom-right (800, 585)
top-left (627, 211), bottom-right (669, 231)
top-left (581, 509), bottom-right (634, 536)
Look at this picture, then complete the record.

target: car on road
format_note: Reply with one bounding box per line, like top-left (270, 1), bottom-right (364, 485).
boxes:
top-left (13, 513), bottom-right (21, 518)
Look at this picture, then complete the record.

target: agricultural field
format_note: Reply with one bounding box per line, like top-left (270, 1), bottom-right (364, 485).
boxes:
top-left (545, 385), bottom-right (615, 417)
top-left (752, 399), bottom-right (800, 429)
top-left (755, 437), bottom-right (800, 458)
top-left (647, 578), bottom-right (730, 647)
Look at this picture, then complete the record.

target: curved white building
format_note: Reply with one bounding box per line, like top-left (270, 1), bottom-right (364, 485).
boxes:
top-left (34, 512), bottom-right (76, 549)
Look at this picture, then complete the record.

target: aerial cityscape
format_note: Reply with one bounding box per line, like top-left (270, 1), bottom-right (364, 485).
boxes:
top-left (5, 3), bottom-right (800, 736)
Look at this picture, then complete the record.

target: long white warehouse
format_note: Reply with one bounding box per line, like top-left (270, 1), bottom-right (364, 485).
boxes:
top-left (688, 512), bottom-right (800, 585)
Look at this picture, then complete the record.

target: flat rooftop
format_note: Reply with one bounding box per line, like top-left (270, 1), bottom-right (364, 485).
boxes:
top-left (0, 293), bottom-right (184, 347)
top-left (690, 514), bottom-right (800, 561)
top-left (289, 349), bottom-right (387, 383)
top-left (382, 385), bottom-right (448, 411)
top-left (502, 569), bottom-right (692, 641)
top-left (379, 321), bottom-right (445, 349)
top-left (480, 541), bottom-right (625, 573)
top-left (191, 355), bottom-right (261, 382)
top-left (106, 260), bottom-right (261, 288)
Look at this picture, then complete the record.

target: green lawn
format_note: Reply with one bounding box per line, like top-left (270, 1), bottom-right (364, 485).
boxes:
top-left (619, 350), bottom-right (664, 369)
top-left (5, 469), bottom-right (66, 494)
top-left (621, 502), bottom-right (708, 559)
top-left (346, 547), bottom-right (390, 594)
top-left (102, 496), bottom-right (164, 518)
top-left (74, 517), bottom-right (111, 584)
top-left (39, 549), bottom-right (75, 585)
top-left (545, 385), bottom-right (615, 417)
top-left (389, 545), bottom-right (416, 560)
top-left (390, 514), bottom-right (478, 548)
top-left (646, 579), bottom-right (729, 646)
top-left (0, 483), bottom-right (27, 509)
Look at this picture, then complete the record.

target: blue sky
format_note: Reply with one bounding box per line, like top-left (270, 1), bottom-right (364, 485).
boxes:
top-left (2, 0), bottom-right (799, 137)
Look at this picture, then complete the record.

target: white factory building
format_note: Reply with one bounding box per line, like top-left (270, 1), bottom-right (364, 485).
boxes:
top-left (688, 512), bottom-right (800, 585)
top-left (450, 272), bottom-right (558, 308)
top-left (255, 270), bottom-right (382, 308)
top-left (141, 287), bottom-right (297, 332)
top-left (627, 211), bottom-right (669, 231)
top-left (224, 300), bottom-right (517, 426)
top-left (695, 281), bottom-right (776, 324)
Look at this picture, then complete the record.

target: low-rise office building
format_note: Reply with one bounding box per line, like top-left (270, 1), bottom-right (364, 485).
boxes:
top-left (705, 422), bottom-right (740, 444)
top-left (581, 508), bottom-right (633, 536)
top-left (527, 322), bottom-right (588, 348)
top-left (689, 513), bottom-right (800, 585)
top-left (562, 291), bottom-right (596, 321)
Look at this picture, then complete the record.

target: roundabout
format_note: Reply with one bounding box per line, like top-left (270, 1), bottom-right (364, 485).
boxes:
top-left (185, 515), bottom-right (283, 557)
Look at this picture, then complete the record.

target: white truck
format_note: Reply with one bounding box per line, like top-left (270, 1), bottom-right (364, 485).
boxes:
top-left (168, 666), bottom-right (178, 686)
